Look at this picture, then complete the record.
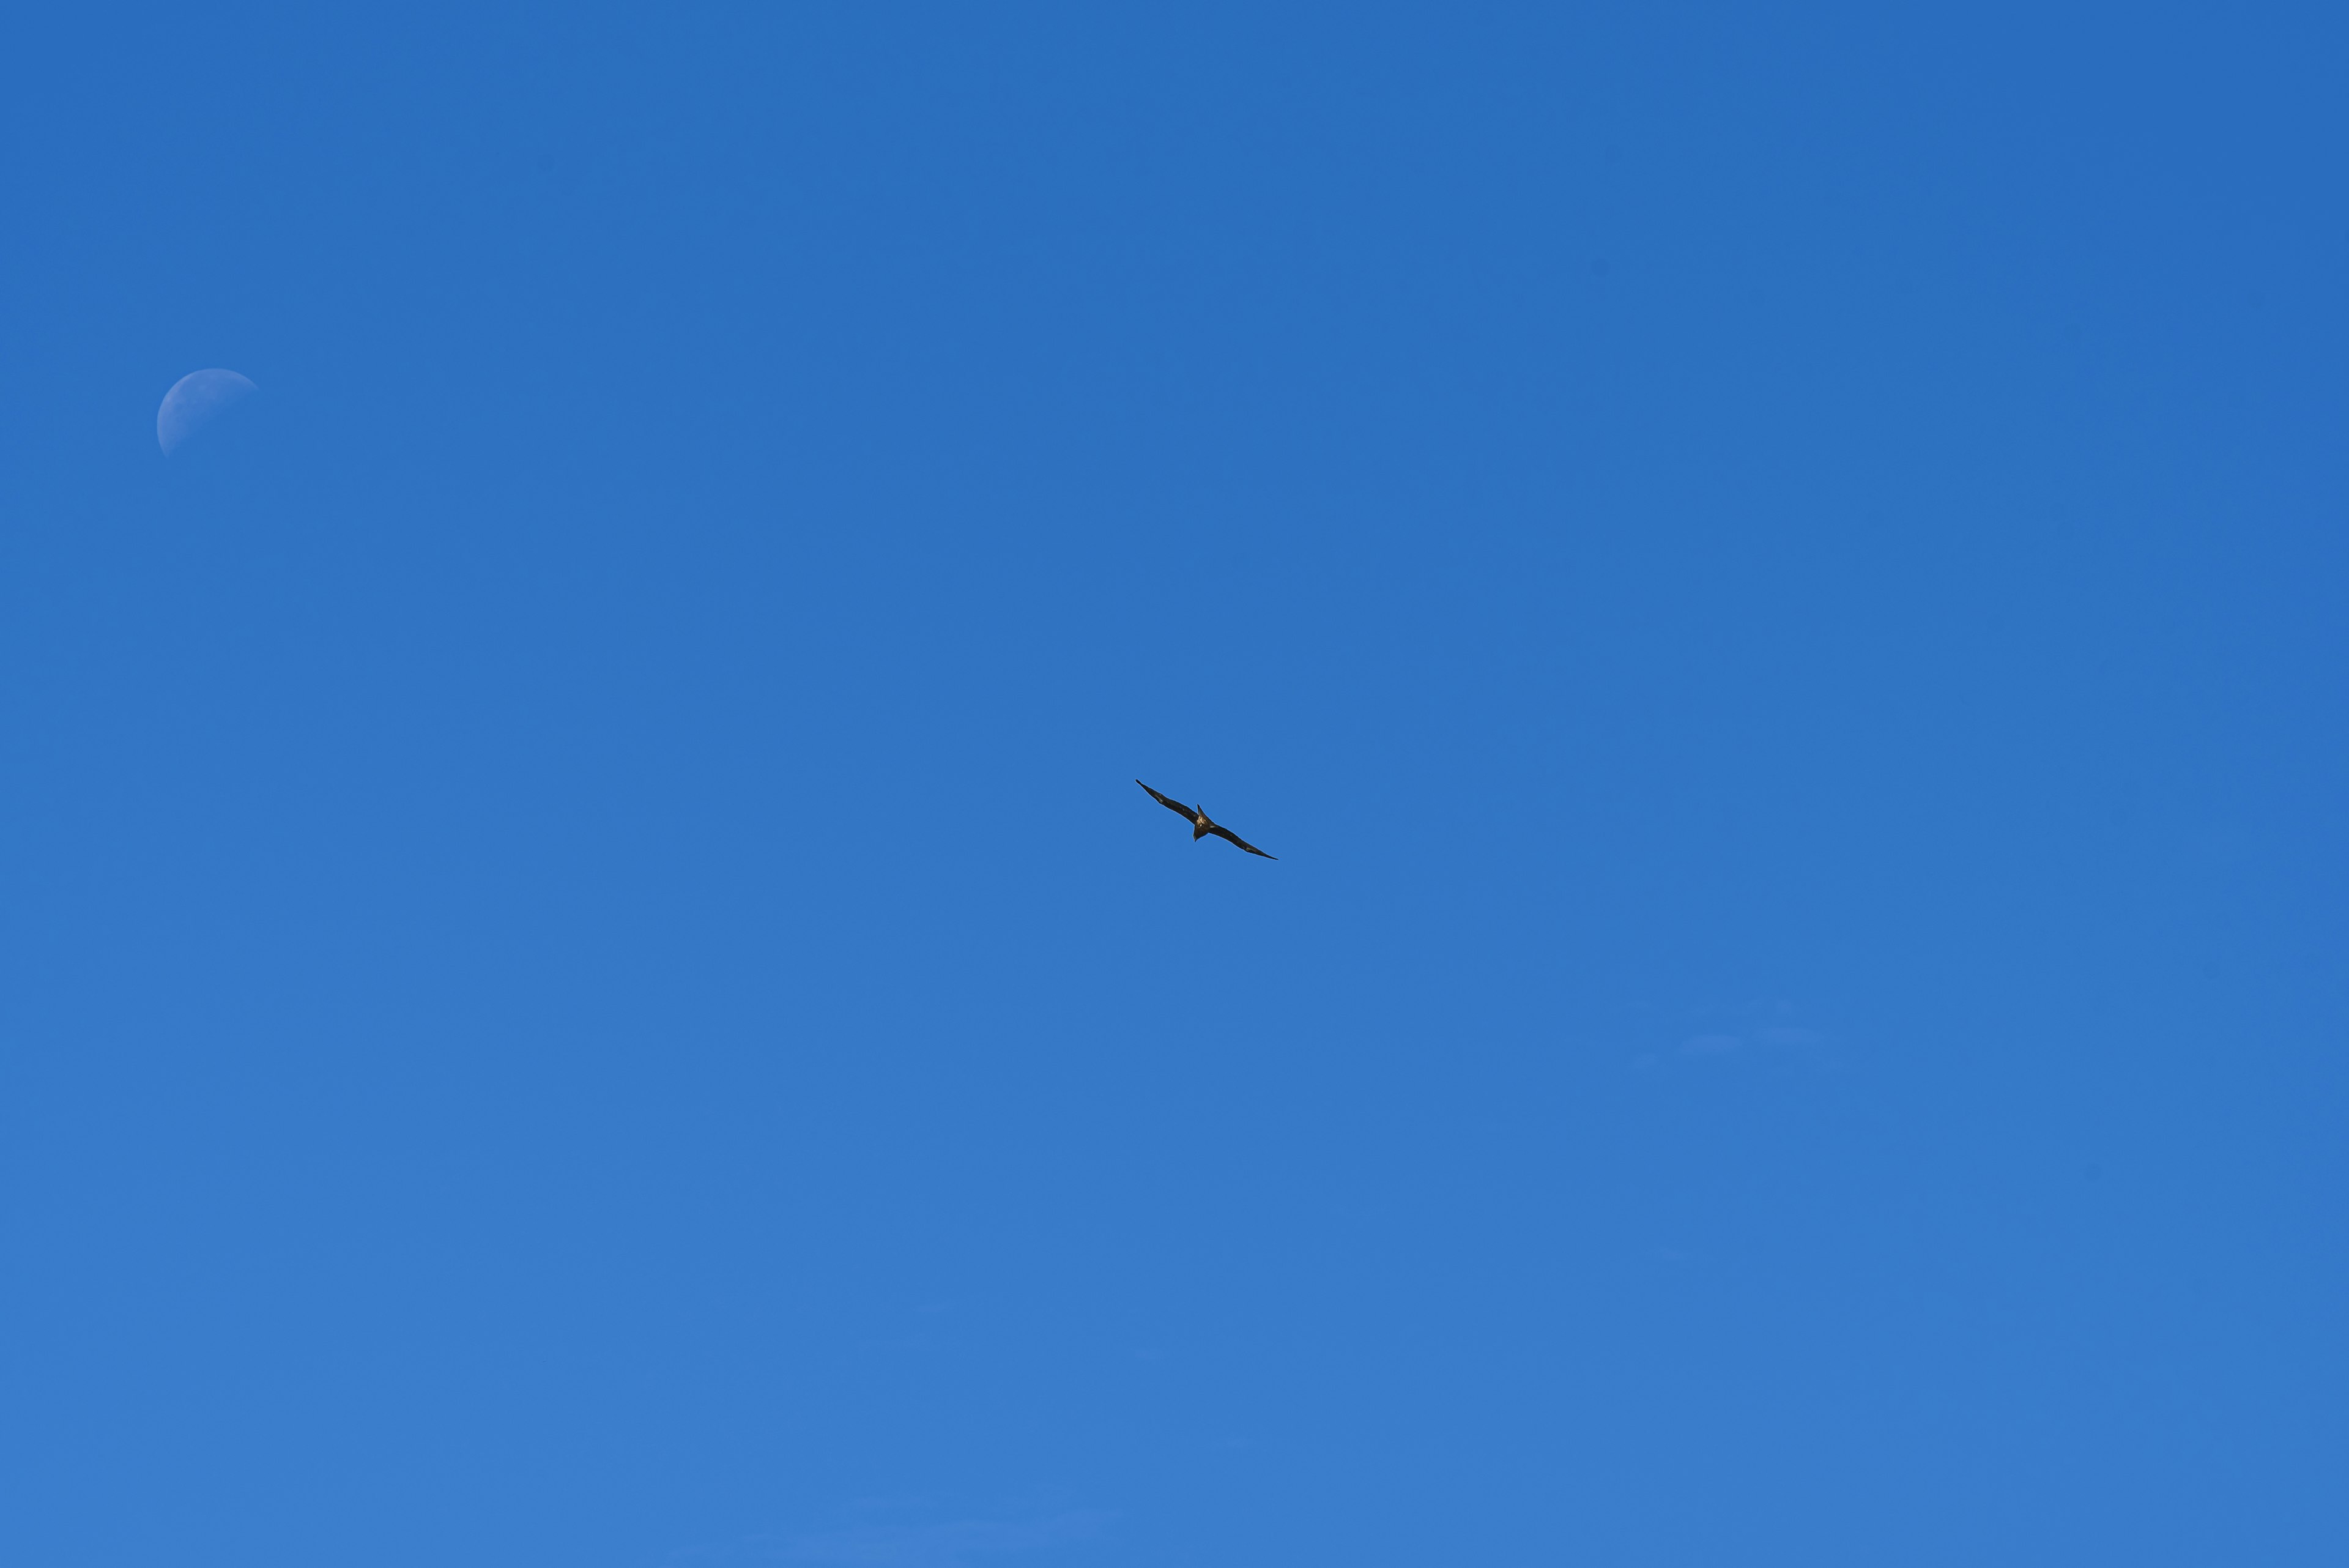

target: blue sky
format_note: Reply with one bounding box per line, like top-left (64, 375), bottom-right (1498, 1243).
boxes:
top-left (2, 4), bottom-right (2345, 1565)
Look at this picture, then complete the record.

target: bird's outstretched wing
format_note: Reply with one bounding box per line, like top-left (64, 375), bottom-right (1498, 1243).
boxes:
top-left (1204, 822), bottom-right (1277, 859)
top-left (1136, 779), bottom-right (1198, 820)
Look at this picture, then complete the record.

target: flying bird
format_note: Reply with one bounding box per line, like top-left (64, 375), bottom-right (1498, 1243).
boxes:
top-left (1135, 779), bottom-right (1278, 859)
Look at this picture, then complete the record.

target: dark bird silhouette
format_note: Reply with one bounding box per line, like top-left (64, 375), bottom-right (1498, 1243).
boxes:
top-left (1136, 779), bottom-right (1278, 859)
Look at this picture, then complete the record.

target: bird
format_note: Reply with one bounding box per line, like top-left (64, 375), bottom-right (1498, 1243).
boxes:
top-left (1135, 779), bottom-right (1278, 859)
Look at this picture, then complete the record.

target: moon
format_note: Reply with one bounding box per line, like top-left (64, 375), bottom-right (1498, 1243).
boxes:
top-left (157, 368), bottom-right (257, 455)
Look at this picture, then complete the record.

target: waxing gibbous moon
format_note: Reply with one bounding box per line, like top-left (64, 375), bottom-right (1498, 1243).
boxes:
top-left (157, 368), bottom-right (257, 455)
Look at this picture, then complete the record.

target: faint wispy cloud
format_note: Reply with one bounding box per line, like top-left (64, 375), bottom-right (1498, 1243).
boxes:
top-left (1677, 1032), bottom-right (1743, 1058)
top-left (1625, 1000), bottom-right (1842, 1070)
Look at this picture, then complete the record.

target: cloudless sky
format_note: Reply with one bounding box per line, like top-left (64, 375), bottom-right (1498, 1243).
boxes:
top-left (2, 4), bottom-right (2345, 1565)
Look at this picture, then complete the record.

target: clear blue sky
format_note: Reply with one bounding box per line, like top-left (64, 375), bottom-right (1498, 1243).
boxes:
top-left (2, 6), bottom-right (2344, 1566)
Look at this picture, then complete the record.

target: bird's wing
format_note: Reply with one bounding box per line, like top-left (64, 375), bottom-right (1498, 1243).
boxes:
top-left (1136, 779), bottom-right (1199, 820)
top-left (1205, 822), bottom-right (1277, 859)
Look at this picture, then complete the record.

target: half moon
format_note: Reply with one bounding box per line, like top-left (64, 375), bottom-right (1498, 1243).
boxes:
top-left (157, 368), bottom-right (258, 455)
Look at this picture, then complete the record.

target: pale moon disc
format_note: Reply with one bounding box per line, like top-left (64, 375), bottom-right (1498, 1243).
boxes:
top-left (157, 368), bottom-right (258, 455)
